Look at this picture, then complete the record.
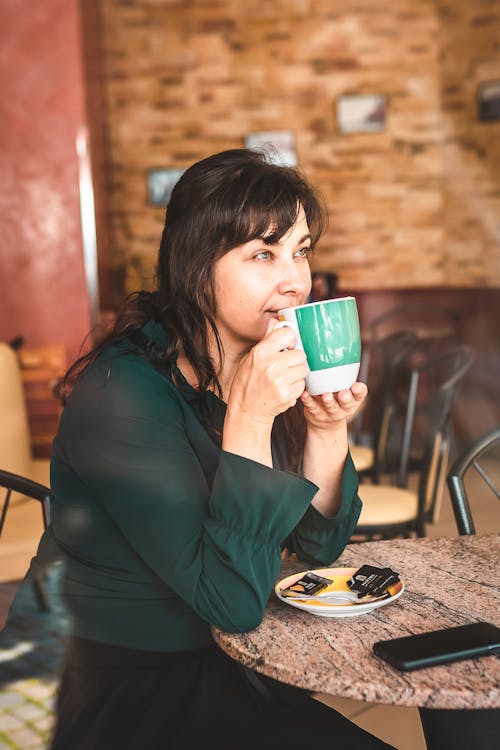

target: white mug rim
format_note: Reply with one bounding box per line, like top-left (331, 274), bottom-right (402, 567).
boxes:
top-left (278, 295), bottom-right (355, 315)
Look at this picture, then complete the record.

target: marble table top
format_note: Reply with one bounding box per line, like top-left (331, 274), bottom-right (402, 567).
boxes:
top-left (213, 534), bottom-right (500, 709)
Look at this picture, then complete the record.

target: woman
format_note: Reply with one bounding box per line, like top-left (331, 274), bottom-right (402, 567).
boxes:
top-left (47, 149), bottom-right (394, 749)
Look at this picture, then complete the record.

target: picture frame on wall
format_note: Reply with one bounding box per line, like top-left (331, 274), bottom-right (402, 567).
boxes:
top-left (146, 168), bottom-right (185, 206)
top-left (477, 80), bottom-right (500, 123)
top-left (245, 130), bottom-right (297, 166)
top-left (336, 94), bottom-right (386, 134)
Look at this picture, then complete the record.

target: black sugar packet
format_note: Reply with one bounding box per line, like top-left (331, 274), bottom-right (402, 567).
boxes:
top-left (347, 565), bottom-right (400, 598)
top-left (280, 571), bottom-right (334, 598)
top-left (280, 566), bottom-right (400, 600)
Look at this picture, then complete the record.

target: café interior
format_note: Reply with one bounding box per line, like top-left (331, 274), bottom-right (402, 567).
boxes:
top-left (0, 1), bottom-right (499, 749)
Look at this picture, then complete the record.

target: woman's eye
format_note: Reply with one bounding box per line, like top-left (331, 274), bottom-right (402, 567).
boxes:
top-left (254, 250), bottom-right (273, 260)
top-left (296, 246), bottom-right (313, 258)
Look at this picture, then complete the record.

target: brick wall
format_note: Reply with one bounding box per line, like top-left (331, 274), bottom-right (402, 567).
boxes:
top-left (84, 0), bottom-right (500, 304)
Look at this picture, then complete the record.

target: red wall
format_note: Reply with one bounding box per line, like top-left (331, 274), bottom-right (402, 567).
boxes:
top-left (0, 0), bottom-right (91, 364)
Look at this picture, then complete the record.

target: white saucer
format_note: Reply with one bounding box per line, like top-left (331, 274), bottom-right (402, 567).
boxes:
top-left (275, 567), bottom-right (404, 618)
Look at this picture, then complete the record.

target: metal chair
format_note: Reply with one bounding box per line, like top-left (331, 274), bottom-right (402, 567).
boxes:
top-left (353, 345), bottom-right (474, 540)
top-left (369, 302), bottom-right (460, 350)
top-left (350, 330), bottom-right (419, 481)
top-left (0, 469), bottom-right (53, 611)
top-left (0, 342), bottom-right (51, 485)
top-left (351, 303), bottom-right (460, 472)
top-left (446, 426), bottom-right (500, 535)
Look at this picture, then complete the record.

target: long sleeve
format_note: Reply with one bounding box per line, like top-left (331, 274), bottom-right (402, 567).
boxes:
top-left (51, 348), bottom-right (319, 644)
top-left (285, 451), bottom-right (362, 565)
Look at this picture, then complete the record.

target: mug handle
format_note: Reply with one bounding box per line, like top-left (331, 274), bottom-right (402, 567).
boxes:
top-left (274, 319), bottom-right (303, 351)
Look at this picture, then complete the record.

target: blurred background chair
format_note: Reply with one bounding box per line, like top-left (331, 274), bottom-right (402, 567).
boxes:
top-left (351, 302), bottom-right (462, 477)
top-left (0, 342), bottom-right (51, 485)
top-left (350, 330), bottom-right (418, 481)
top-left (352, 345), bottom-right (474, 540)
top-left (0, 340), bottom-right (64, 594)
top-left (369, 302), bottom-right (460, 355)
top-left (0, 469), bottom-right (53, 611)
top-left (447, 426), bottom-right (500, 535)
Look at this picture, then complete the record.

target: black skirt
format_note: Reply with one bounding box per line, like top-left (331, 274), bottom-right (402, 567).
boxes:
top-left (49, 636), bottom-right (395, 750)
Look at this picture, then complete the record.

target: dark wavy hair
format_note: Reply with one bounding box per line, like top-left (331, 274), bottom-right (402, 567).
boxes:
top-left (59, 148), bottom-right (327, 466)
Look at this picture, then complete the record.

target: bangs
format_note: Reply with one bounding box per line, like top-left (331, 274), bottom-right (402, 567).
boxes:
top-left (214, 164), bottom-right (324, 254)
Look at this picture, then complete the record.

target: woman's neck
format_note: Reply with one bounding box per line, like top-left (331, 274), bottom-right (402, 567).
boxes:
top-left (177, 344), bottom-right (246, 403)
top-left (216, 351), bottom-right (243, 402)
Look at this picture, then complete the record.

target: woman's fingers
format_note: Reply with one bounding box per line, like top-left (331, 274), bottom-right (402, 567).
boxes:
top-left (336, 389), bottom-right (354, 407)
top-left (301, 382), bottom-right (368, 426)
top-left (329, 383), bottom-right (368, 407)
top-left (260, 323), bottom-right (297, 353)
top-left (351, 381), bottom-right (368, 400)
top-left (255, 342), bottom-right (307, 390)
top-left (231, 329), bottom-right (309, 419)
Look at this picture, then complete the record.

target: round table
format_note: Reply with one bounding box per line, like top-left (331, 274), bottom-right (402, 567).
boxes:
top-left (213, 534), bottom-right (500, 749)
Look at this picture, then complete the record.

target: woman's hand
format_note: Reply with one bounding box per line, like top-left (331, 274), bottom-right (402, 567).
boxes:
top-left (222, 322), bottom-right (308, 466)
top-left (300, 382), bottom-right (368, 435)
top-left (227, 324), bottom-right (308, 426)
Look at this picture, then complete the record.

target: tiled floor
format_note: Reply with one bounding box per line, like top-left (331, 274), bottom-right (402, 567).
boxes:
top-left (0, 567), bottom-right (67, 749)
top-left (1, 454), bottom-right (499, 750)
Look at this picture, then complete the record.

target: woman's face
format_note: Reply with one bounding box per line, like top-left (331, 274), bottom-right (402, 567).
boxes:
top-left (212, 206), bottom-right (312, 355)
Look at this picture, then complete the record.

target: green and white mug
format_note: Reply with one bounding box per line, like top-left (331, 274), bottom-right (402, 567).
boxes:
top-left (277, 296), bottom-right (361, 395)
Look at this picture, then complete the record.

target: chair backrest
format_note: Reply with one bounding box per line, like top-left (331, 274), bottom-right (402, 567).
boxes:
top-left (352, 303), bottom-right (459, 452)
top-left (0, 468), bottom-right (52, 538)
top-left (370, 330), bottom-right (419, 477)
top-left (404, 346), bottom-right (475, 527)
top-left (417, 425), bottom-right (451, 530)
top-left (370, 303), bottom-right (462, 398)
top-left (0, 343), bottom-right (33, 477)
top-left (0, 468), bottom-right (54, 612)
top-left (446, 426), bottom-right (500, 535)
top-left (370, 302), bottom-right (460, 346)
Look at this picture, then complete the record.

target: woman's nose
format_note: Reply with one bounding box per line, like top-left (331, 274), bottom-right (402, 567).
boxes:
top-left (276, 259), bottom-right (309, 296)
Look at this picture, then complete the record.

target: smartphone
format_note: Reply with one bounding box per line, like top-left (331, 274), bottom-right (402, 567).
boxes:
top-left (373, 621), bottom-right (500, 672)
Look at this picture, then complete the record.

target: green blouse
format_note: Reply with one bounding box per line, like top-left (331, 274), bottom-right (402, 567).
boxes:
top-left (49, 321), bottom-right (362, 651)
